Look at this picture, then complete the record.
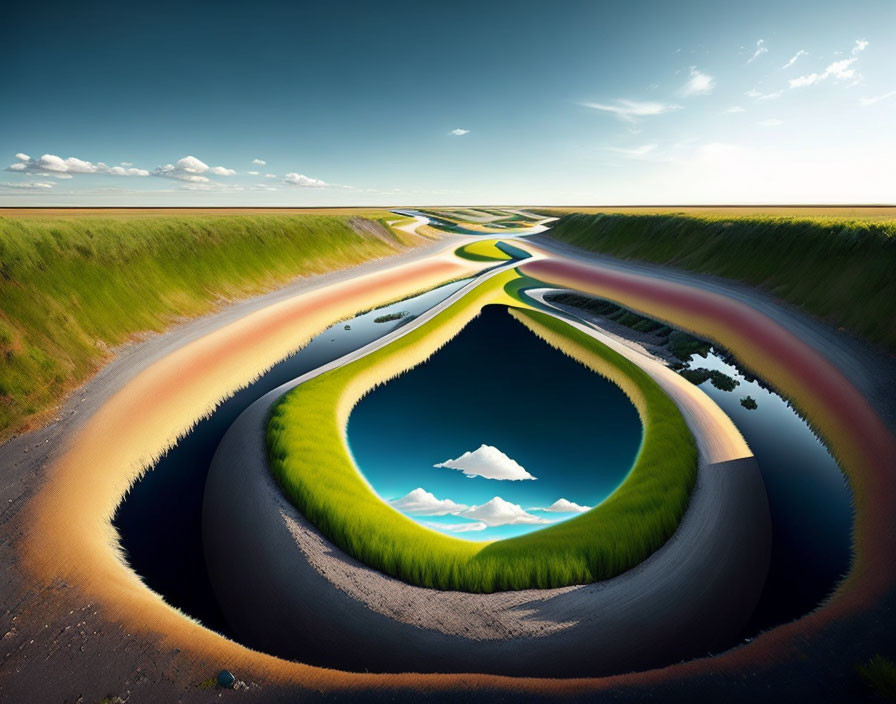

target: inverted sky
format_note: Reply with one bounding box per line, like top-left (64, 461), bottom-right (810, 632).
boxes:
top-left (3, 0), bottom-right (894, 205)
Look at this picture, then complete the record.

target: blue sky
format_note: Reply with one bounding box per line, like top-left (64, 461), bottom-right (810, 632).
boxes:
top-left (2, 0), bottom-right (894, 205)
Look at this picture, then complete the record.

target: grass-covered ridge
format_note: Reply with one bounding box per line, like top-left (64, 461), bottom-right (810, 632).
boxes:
top-left (454, 240), bottom-right (513, 261)
top-left (0, 210), bottom-right (417, 440)
top-left (545, 213), bottom-right (896, 351)
top-left (267, 272), bottom-right (697, 592)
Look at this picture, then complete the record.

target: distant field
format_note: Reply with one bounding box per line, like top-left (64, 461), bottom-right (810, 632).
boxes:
top-left (0, 207), bottom-right (397, 220)
top-left (545, 212), bottom-right (896, 352)
top-left (534, 205), bottom-right (896, 222)
top-left (0, 210), bottom-right (421, 440)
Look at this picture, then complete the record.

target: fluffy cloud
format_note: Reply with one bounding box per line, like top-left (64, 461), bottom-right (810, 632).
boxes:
top-left (152, 155), bottom-right (236, 183)
top-left (852, 39), bottom-right (869, 55)
top-left (790, 58), bottom-right (857, 88)
top-left (248, 170), bottom-right (260, 176)
top-left (583, 99), bottom-right (682, 122)
top-left (108, 165), bottom-right (150, 176)
top-left (424, 520), bottom-right (488, 533)
top-left (6, 153), bottom-right (148, 178)
top-left (528, 498), bottom-right (592, 514)
top-left (390, 488), bottom-right (469, 516)
top-left (458, 497), bottom-right (552, 527)
top-left (781, 50), bottom-right (808, 69)
top-left (282, 172), bottom-right (329, 187)
top-left (434, 444), bottom-right (536, 481)
top-left (252, 158), bottom-right (267, 165)
top-left (681, 67), bottom-right (714, 96)
top-left (747, 39), bottom-right (767, 63)
top-left (450, 128), bottom-right (469, 136)
top-left (264, 173), bottom-right (277, 179)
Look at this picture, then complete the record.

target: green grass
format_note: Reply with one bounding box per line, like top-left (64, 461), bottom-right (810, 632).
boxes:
top-left (0, 211), bottom-right (409, 440)
top-left (546, 213), bottom-right (896, 351)
top-left (857, 655), bottom-right (896, 699)
top-left (454, 240), bottom-right (513, 261)
top-left (267, 272), bottom-right (697, 592)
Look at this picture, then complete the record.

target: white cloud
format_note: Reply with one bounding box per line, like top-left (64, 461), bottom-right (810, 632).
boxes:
top-left (264, 173), bottom-right (277, 179)
top-left (174, 155), bottom-right (208, 173)
top-left (528, 498), bottom-right (592, 514)
top-left (758, 118), bottom-right (783, 127)
top-left (681, 67), bottom-right (715, 96)
top-left (424, 520), bottom-right (488, 533)
top-left (745, 88), bottom-right (783, 101)
top-left (252, 158), bottom-right (267, 165)
top-left (583, 99), bottom-right (682, 122)
top-left (120, 161), bottom-right (133, 166)
top-left (860, 90), bottom-right (896, 106)
top-left (152, 156), bottom-right (236, 182)
top-left (458, 497), bottom-right (552, 526)
top-left (108, 165), bottom-right (150, 176)
top-left (606, 143), bottom-right (658, 158)
top-left (747, 39), bottom-right (767, 64)
top-left (282, 172), bottom-right (329, 188)
top-left (153, 156), bottom-right (210, 182)
top-left (434, 444), bottom-right (536, 481)
top-left (1, 181), bottom-right (55, 189)
top-left (790, 58), bottom-right (857, 88)
top-left (450, 128), bottom-right (470, 136)
top-left (726, 105), bottom-right (746, 113)
top-left (7, 153), bottom-right (148, 178)
top-left (248, 170), bottom-right (260, 176)
top-left (781, 50), bottom-right (808, 69)
top-left (852, 39), bottom-right (869, 55)
top-left (390, 488), bottom-right (469, 516)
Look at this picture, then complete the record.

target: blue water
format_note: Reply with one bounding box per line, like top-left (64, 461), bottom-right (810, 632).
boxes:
top-left (347, 305), bottom-right (644, 540)
top-left (679, 350), bottom-right (853, 633)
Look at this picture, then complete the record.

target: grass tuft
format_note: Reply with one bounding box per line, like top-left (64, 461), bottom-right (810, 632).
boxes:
top-left (857, 655), bottom-right (896, 699)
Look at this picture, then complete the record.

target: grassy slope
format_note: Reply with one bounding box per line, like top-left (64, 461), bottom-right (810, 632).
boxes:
top-left (454, 240), bottom-right (513, 262)
top-left (267, 272), bottom-right (696, 592)
top-left (545, 213), bottom-right (896, 352)
top-left (0, 211), bottom-right (414, 440)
